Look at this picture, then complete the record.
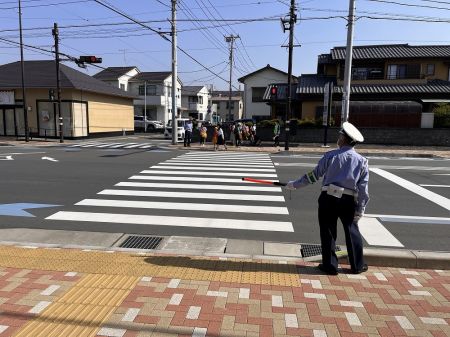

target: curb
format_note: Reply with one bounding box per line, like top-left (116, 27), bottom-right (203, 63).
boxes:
top-left (1, 236), bottom-right (449, 271)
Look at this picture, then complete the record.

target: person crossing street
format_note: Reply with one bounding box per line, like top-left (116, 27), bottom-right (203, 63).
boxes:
top-left (286, 122), bottom-right (370, 275)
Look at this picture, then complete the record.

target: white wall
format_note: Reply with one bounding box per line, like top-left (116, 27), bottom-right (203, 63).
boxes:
top-left (241, 68), bottom-right (290, 119)
top-left (118, 68), bottom-right (139, 91)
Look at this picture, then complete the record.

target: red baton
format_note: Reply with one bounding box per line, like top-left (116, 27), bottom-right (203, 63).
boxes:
top-left (242, 177), bottom-right (286, 186)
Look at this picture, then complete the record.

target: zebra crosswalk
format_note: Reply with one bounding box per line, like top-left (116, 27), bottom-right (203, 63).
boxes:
top-left (46, 152), bottom-right (294, 233)
top-left (67, 140), bottom-right (172, 150)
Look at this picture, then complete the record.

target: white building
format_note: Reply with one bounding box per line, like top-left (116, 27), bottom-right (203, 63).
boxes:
top-left (181, 85), bottom-right (210, 121)
top-left (238, 64), bottom-right (297, 120)
top-left (94, 67), bottom-right (182, 125)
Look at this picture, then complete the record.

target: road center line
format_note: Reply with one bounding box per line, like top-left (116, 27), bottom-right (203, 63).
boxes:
top-left (358, 217), bottom-right (404, 247)
top-left (370, 168), bottom-right (450, 211)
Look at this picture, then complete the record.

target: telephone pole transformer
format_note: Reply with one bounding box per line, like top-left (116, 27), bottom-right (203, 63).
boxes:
top-left (225, 35), bottom-right (239, 122)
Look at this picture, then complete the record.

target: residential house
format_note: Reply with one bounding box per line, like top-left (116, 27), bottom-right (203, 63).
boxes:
top-left (94, 68), bottom-right (182, 125)
top-left (0, 60), bottom-right (136, 138)
top-left (181, 85), bottom-right (210, 121)
top-left (211, 91), bottom-right (243, 122)
top-left (238, 64), bottom-right (297, 121)
top-left (265, 44), bottom-right (450, 127)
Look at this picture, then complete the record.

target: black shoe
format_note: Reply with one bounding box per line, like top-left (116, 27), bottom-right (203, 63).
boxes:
top-left (318, 264), bottom-right (338, 276)
top-left (352, 264), bottom-right (368, 274)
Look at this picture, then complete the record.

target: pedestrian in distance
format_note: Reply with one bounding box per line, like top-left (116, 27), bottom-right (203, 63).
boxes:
top-left (184, 117), bottom-right (193, 147)
top-left (212, 126), bottom-right (218, 151)
top-left (285, 122), bottom-right (369, 275)
top-left (273, 120), bottom-right (280, 147)
top-left (235, 122), bottom-right (242, 147)
top-left (199, 123), bottom-right (207, 147)
top-left (216, 124), bottom-right (227, 151)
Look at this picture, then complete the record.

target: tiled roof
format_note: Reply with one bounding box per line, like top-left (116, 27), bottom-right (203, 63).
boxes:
top-left (0, 61), bottom-right (136, 99)
top-left (330, 44), bottom-right (450, 60)
top-left (130, 72), bottom-right (173, 82)
top-left (297, 78), bottom-right (450, 95)
top-left (93, 66), bottom-right (137, 80)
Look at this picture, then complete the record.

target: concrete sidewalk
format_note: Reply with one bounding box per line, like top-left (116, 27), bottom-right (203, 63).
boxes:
top-left (0, 245), bottom-right (449, 337)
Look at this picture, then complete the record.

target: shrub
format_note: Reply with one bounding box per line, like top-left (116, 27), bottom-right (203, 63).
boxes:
top-left (433, 104), bottom-right (450, 128)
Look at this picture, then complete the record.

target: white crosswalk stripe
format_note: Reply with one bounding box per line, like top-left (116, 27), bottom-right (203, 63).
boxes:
top-left (46, 151), bottom-right (293, 232)
top-left (66, 141), bottom-right (169, 150)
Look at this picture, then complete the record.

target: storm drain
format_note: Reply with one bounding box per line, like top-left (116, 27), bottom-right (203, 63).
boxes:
top-left (119, 235), bottom-right (163, 250)
top-left (301, 244), bottom-right (341, 258)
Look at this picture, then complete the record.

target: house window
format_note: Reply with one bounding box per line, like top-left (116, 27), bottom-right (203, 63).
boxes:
top-left (426, 64), bottom-right (435, 76)
top-left (387, 64), bottom-right (420, 79)
top-left (217, 102), bottom-right (220, 110)
top-left (252, 87), bottom-right (266, 102)
top-left (188, 96), bottom-right (198, 103)
top-left (120, 83), bottom-right (125, 90)
top-left (138, 85), bottom-right (157, 95)
top-left (226, 101), bottom-right (235, 109)
top-left (198, 96), bottom-right (203, 105)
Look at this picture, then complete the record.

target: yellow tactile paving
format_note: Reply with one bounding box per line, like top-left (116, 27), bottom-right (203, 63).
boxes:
top-left (0, 246), bottom-right (300, 287)
top-left (14, 274), bottom-right (140, 337)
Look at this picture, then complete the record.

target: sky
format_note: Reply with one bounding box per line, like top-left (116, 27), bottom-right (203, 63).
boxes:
top-left (0, 0), bottom-right (449, 90)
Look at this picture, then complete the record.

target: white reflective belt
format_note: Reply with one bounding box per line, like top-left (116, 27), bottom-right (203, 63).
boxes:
top-left (321, 186), bottom-right (357, 197)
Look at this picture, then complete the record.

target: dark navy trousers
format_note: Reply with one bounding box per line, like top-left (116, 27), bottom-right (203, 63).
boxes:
top-left (318, 191), bottom-right (365, 272)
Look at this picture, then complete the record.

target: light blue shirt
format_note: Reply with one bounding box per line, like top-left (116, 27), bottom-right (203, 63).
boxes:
top-left (184, 121), bottom-right (193, 132)
top-left (292, 146), bottom-right (370, 214)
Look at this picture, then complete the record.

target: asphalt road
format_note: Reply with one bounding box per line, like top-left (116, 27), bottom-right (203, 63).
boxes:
top-left (1, 136), bottom-right (449, 251)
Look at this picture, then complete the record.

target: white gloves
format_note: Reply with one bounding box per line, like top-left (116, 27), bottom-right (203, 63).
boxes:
top-left (353, 212), bottom-right (363, 223)
top-left (285, 181), bottom-right (296, 191)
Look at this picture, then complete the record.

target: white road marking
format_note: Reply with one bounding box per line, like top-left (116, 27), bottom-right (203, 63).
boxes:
top-left (185, 152), bottom-right (268, 157)
top-left (95, 143), bottom-right (123, 148)
top-left (42, 156), bottom-right (58, 162)
top-left (151, 165), bottom-right (275, 172)
top-left (79, 143), bottom-right (104, 148)
top-left (76, 199), bottom-right (289, 214)
top-left (176, 157), bottom-right (273, 163)
top-left (371, 168), bottom-right (450, 211)
top-left (138, 144), bottom-right (155, 149)
top-left (433, 173), bottom-right (450, 176)
top-left (358, 217), bottom-right (404, 247)
top-left (0, 155), bottom-right (13, 160)
top-left (68, 143), bottom-right (96, 147)
top-left (364, 213), bottom-right (450, 225)
top-left (115, 181), bottom-right (281, 192)
top-left (124, 143), bottom-right (149, 148)
top-left (98, 189), bottom-right (285, 202)
top-left (46, 211), bottom-right (294, 232)
top-left (108, 143), bottom-right (138, 148)
top-left (420, 184), bottom-right (450, 188)
top-left (140, 170), bottom-right (277, 177)
top-left (164, 161), bottom-right (273, 168)
top-left (129, 175), bottom-right (276, 184)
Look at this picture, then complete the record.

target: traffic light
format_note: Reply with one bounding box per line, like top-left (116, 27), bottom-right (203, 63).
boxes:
top-left (78, 56), bottom-right (102, 63)
top-left (270, 86), bottom-right (277, 100)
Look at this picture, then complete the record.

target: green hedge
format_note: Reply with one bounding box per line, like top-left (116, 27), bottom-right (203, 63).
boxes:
top-left (433, 104), bottom-right (450, 128)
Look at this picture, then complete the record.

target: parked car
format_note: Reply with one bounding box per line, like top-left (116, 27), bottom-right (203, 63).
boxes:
top-left (134, 115), bottom-right (164, 132)
top-left (164, 118), bottom-right (190, 141)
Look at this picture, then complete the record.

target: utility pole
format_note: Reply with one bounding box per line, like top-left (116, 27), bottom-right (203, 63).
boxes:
top-left (171, 0), bottom-right (178, 145)
top-left (52, 23), bottom-right (63, 143)
top-left (225, 35), bottom-right (239, 122)
top-left (144, 80), bottom-right (147, 132)
top-left (341, 0), bottom-right (356, 125)
top-left (281, 0), bottom-right (297, 151)
top-left (18, 0), bottom-right (29, 142)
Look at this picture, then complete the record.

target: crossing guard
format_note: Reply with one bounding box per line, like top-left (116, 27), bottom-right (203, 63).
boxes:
top-left (286, 122), bottom-right (370, 275)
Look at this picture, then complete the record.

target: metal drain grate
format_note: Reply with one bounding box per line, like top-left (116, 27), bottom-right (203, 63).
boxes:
top-left (119, 235), bottom-right (163, 249)
top-left (301, 244), bottom-right (341, 258)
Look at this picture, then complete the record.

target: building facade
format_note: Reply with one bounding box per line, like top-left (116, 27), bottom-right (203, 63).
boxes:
top-left (0, 61), bottom-right (135, 138)
top-left (265, 44), bottom-right (450, 127)
top-left (94, 68), bottom-right (182, 125)
top-left (180, 86), bottom-right (210, 121)
top-left (211, 91), bottom-right (243, 122)
top-left (238, 64), bottom-right (296, 121)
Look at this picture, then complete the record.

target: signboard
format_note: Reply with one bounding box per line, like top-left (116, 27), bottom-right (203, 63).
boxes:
top-left (322, 82), bottom-right (333, 126)
top-left (323, 84), bottom-right (330, 126)
top-left (0, 91), bottom-right (15, 105)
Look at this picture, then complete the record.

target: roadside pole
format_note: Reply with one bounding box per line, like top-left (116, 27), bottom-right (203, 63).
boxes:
top-left (52, 23), bottom-right (63, 143)
top-left (171, 0), bottom-right (178, 145)
top-left (341, 0), bottom-right (356, 125)
top-left (18, 0), bottom-right (29, 142)
top-left (144, 81), bottom-right (147, 132)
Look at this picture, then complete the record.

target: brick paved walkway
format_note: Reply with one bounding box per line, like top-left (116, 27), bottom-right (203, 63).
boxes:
top-left (0, 246), bottom-right (448, 337)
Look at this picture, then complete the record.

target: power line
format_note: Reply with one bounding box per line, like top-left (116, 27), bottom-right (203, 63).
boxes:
top-left (363, 0), bottom-right (450, 11)
top-left (0, 0), bottom-right (93, 10)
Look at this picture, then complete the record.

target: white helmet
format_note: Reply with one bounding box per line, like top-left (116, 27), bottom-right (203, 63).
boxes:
top-left (340, 122), bottom-right (364, 143)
